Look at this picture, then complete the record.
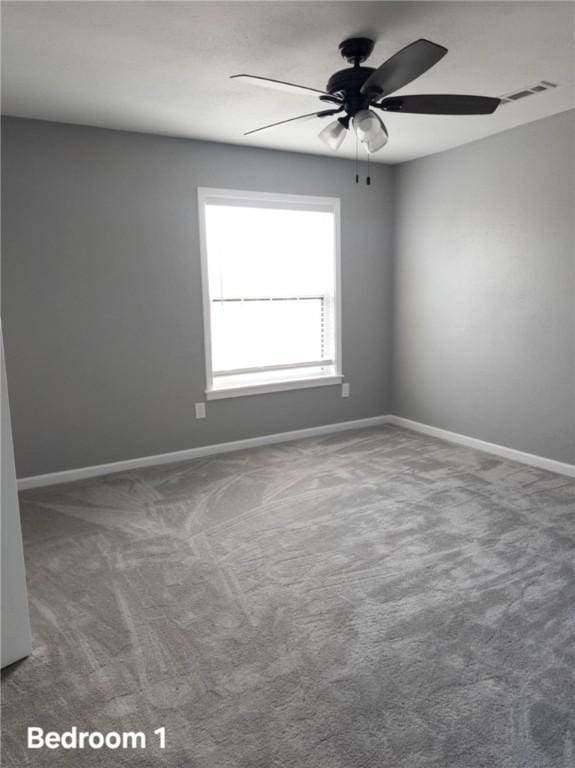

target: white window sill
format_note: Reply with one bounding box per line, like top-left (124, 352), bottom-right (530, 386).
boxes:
top-left (206, 375), bottom-right (343, 400)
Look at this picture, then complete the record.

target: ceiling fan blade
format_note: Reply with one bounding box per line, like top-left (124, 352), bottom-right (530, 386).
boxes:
top-left (231, 75), bottom-right (342, 104)
top-left (361, 39), bottom-right (447, 98)
top-left (378, 94), bottom-right (501, 115)
top-left (243, 108), bottom-right (342, 136)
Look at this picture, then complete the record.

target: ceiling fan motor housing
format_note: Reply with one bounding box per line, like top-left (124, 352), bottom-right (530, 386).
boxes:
top-left (324, 67), bottom-right (376, 114)
top-left (324, 38), bottom-right (380, 115)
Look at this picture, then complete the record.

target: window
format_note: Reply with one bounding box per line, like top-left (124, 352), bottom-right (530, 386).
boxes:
top-left (198, 188), bottom-right (342, 399)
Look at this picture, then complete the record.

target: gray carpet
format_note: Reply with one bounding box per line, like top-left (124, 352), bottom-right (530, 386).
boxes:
top-left (2, 425), bottom-right (575, 767)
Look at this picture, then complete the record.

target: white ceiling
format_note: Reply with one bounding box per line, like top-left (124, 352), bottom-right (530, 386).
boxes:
top-left (2, 1), bottom-right (574, 164)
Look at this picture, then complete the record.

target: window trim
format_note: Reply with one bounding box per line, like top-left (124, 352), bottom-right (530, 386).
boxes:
top-left (198, 187), bottom-right (342, 399)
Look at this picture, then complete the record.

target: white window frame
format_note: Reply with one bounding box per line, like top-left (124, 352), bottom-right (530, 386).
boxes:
top-left (198, 187), bottom-right (343, 400)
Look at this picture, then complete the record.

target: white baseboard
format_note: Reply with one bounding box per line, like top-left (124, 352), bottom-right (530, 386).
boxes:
top-left (17, 415), bottom-right (391, 491)
top-left (387, 415), bottom-right (575, 478)
top-left (17, 413), bottom-right (575, 491)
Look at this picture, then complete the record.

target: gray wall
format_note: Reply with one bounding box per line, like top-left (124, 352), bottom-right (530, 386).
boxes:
top-left (1, 117), bottom-right (394, 477)
top-left (4, 111), bottom-right (573, 477)
top-left (392, 109), bottom-right (575, 464)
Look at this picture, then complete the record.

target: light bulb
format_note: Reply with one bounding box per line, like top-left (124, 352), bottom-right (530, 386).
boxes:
top-left (318, 119), bottom-right (346, 151)
top-left (353, 109), bottom-right (388, 154)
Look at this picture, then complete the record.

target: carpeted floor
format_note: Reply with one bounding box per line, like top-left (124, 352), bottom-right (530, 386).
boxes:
top-left (2, 425), bottom-right (575, 767)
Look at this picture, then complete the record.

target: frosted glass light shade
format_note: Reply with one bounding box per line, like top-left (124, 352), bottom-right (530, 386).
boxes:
top-left (352, 110), bottom-right (388, 154)
top-left (364, 126), bottom-right (388, 153)
top-left (318, 120), bottom-right (346, 151)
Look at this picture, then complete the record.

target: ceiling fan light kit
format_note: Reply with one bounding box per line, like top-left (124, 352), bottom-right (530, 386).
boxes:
top-left (232, 35), bottom-right (500, 163)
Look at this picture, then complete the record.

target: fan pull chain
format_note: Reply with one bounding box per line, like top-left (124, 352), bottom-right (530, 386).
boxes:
top-left (355, 134), bottom-right (359, 184)
top-left (366, 150), bottom-right (371, 186)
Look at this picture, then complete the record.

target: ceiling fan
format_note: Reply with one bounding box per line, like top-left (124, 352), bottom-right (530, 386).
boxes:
top-left (231, 38), bottom-right (501, 153)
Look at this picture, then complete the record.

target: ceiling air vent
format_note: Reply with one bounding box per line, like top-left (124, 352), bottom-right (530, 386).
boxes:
top-left (499, 80), bottom-right (558, 104)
